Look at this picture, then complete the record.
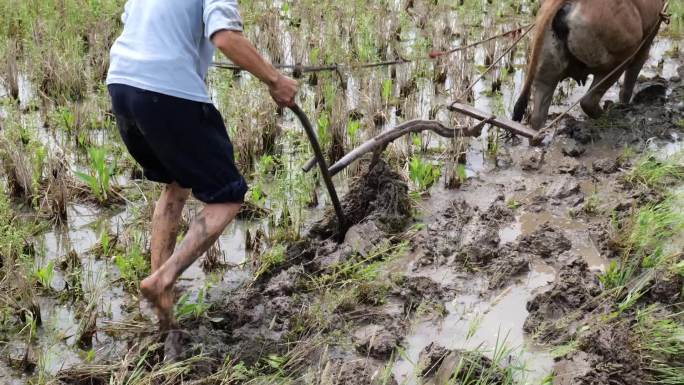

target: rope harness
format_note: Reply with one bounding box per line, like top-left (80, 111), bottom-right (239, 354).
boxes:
top-left (211, 24), bottom-right (533, 75)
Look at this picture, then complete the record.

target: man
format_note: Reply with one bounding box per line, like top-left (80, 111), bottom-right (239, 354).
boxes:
top-left (106, 0), bottom-right (298, 331)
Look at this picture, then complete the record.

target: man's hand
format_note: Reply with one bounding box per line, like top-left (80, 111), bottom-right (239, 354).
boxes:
top-left (269, 74), bottom-right (297, 107)
top-left (213, 30), bottom-right (298, 107)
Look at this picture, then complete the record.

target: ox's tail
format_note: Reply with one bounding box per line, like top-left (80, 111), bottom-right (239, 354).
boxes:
top-left (513, 0), bottom-right (570, 122)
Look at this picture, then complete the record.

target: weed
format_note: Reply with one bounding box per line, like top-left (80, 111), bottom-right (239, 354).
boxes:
top-left (550, 340), bottom-right (579, 358)
top-left (601, 193), bottom-right (684, 289)
top-left (582, 192), bottom-right (601, 215)
top-left (625, 153), bottom-right (684, 191)
top-left (309, 241), bottom-right (407, 293)
top-left (441, 334), bottom-right (521, 385)
top-left (635, 306), bottom-right (684, 384)
top-left (466, 314), bottom-right (484, 340)
top-left (253, 244), bottom-right (286, 281)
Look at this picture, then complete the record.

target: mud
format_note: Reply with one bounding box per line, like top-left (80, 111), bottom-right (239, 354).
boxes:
top-left (517, 224), bottom-right (572, 260)
top-left (352, 324), bottom-right (401, 359)
top-left (149, 164), bottom-right (418, 373)
top-left (554, 323), bottom-right (646, 385)
top-left (559, 77), bottom-right (684, 149)
top-left (645, 268), bottom-right (684, 305)
top-left (417, 343), bottom-right (450, 378)
top-left (319, 358), bottom-right (398, 385)
top-left (524, 259), bottom-right (602, 344)
top-left (310, 160), bottom-right (412, 239)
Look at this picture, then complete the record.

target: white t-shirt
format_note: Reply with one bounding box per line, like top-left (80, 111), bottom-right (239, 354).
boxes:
top-left (106, 0), bottom-right (242, 103)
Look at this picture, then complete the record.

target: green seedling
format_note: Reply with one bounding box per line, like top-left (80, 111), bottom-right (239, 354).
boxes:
top-left (57, 107), bottom-right (76, 132)
top-left (114, 236), bottom-right (150, 290)
top-left (100, 230), bottom-right (112, 257)
top-left (175, 286), bottom-right (211, 321)
top-left (248, 182), bottom-right (267, 207)
top-left (316, 112), bottom-right (331, 148)
top-left (409, 156), bottom-right (441, 191)
top-left (74, 146), bottom-right (116, 204)
top-left (34, 261), bottom-right (55, 290)
top-left (382, 78), bottom-right (393, 102)
top-left (347, 119), bottom-right (361, 147)
top-left (456, 163), bottom-right (468, 185)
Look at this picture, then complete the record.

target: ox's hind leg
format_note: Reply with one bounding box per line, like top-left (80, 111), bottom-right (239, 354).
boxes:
top-left (620, 33), bottom-right (657, 104)
top-left (580, 70), bottom-right (624, 119)
top-left (529, 33), bottom-right (567, 130)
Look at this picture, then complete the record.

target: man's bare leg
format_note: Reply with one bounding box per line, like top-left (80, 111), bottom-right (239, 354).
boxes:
top-left (141, 202), bottom-right (242, 328)
top-left (148, 182), bottom-right (190, 330)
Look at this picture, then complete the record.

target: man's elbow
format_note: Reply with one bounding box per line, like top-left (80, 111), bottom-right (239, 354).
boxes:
top-left (212, 29), bottom-right (242, 52)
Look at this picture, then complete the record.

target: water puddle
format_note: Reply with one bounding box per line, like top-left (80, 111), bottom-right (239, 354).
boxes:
top-left (394, 264), bottom-right (556, 385)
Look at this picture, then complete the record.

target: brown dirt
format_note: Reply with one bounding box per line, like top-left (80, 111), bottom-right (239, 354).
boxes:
top-left (310, 160), bottom-right (413, 239)
top-left (517, 224), bottom-right (572, 260)
top-left (554, 322), bottom-right (648, 385)
top-left (524, 259), bottom-right (603, 344)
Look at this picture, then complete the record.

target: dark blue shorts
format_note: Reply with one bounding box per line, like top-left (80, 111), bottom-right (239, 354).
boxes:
top-left (108, 84), bottom-right (248, 204)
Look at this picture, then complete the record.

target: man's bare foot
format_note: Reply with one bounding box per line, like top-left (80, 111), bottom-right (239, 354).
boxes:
top-left (140, 273), bottom-right (175, 330)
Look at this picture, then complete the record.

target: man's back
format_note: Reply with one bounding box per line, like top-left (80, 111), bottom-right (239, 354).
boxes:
top-left (107, 0), bottom-right (242, 103)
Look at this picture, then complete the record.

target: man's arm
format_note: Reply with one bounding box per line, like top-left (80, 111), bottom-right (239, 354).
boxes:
top-left (212, 30), bottom-right (297, 107)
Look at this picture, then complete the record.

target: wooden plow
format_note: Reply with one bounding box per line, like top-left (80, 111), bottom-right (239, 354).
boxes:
top-left (302, 102), bottom-right (541, 176)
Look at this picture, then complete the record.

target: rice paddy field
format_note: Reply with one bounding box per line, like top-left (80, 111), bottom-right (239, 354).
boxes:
top-left (0, 0), bottom-right (683, 384)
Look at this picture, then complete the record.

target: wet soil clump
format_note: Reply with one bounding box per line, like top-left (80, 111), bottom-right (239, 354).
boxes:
top-left (517, 224), bottom-right (572, 260)
top-left (524, 259), bottom-right (602, 343)
top-left (554, 322), bottom-right (647, 385)
top-left (645, 269), bottom-right (684, 305)
top-left (310, 160), bottom-right (412, 239)
top-left (417, 343), bottom-right (450, 378)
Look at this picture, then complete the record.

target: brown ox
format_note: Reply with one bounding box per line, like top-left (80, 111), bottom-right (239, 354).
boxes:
top-left (512, 0), bottom-right (665, 130)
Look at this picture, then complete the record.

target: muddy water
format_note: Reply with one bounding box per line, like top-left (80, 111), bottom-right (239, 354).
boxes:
top-left (394, 266), bottom-right (557, 384)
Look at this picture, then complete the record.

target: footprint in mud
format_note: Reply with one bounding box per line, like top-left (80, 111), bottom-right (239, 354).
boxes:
top-left (163, 329), bottom-right (191, 363)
